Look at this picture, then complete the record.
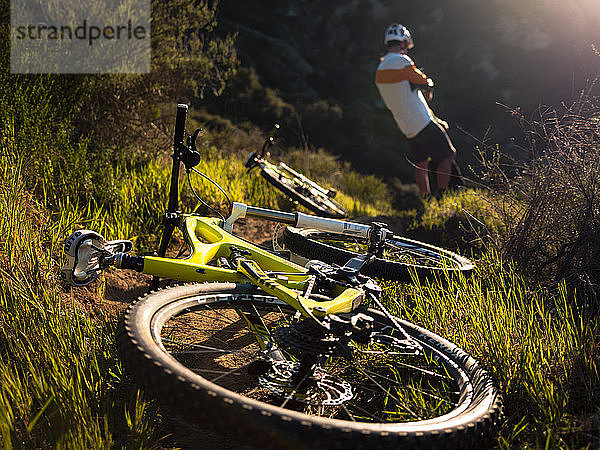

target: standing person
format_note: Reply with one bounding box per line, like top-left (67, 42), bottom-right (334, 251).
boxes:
top-left (375, 23), bottom-right (457, 197)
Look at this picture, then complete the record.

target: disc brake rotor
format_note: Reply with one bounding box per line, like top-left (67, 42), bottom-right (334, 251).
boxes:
top-left (258, 360), bottom-right (353, 406)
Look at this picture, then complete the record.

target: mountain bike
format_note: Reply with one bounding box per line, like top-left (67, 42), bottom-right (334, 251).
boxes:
top-left (245, 125), bottom-right (347, 219)
top-left (62, 104), bottom-right (501, 449)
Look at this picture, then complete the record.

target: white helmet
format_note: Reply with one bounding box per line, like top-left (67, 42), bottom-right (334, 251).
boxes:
top-left (384, 24), bottom-right (414, 48)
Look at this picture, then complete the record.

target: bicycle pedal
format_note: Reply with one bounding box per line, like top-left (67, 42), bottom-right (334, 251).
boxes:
top-left (62, 230), bottom-right (107, 286)
top-left (62, 231), bottom-right (134, 287)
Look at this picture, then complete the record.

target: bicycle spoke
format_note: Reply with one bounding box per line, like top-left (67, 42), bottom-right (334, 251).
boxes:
top-left (204, 304), bottom-right (245, 326)
top-left (359, 367), bottom-right (458, 406)
top-left (190, 368), bottom-right (247, 376)
top-left (154, 296), bottom-right (468, 426)
top-left (340, 404), bottom-right (357, 421)
top-left (356, 366), bottom-right (421, 420)
top-left (280, 364), bottom-right (315, 409)
top-left (342, 399), bottom-right (386, 422)
top-left (163, 339), bottom-right (255, 355)
top-left (210, 359), bottom-right (259, 383)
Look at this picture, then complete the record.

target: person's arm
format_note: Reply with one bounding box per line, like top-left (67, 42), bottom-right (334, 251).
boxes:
top-left (433, 115), bottom-right (449, 130)
top-left (407, 65), bottom-right (429, 85)
top-left (375, 64), bottom-right (429, 84)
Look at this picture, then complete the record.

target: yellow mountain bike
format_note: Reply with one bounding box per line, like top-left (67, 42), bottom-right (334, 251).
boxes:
top-left (62, 104), bottom-right (501, 449)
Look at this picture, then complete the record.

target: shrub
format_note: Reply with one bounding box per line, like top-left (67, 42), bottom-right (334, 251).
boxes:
top-left (77, 0), bottom-right (238, 155)
top-left (280, 147), bottom-right (394, 214)
top-left (204, 67), bottom-right (296, 130)
top-left (478, 92), bottom-right (600, 304)
top-left (390, 179), bottom-right (423, 211)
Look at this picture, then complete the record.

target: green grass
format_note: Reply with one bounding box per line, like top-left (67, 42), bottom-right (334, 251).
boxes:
top-left (0, 74), bottom-right (165, 448)
top-left (0, 154), bottom-right (163, 448)
top-left (381, 252), bottom-right (600, 448)
top-left (1, 68), bottom-right (599, 448)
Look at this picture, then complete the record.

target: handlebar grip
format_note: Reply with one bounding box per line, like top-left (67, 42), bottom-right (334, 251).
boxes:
top-left (173, 104), bottom-right (188, 150)
top-left (269, 123), bottom-right (280, 139)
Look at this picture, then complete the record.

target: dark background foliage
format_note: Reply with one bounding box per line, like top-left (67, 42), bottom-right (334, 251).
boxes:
top-left (211, 0), bottom-right (600, 181)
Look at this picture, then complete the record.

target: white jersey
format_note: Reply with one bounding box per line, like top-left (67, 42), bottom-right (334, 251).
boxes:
top-left (375, 53), bottom-right (434, 139)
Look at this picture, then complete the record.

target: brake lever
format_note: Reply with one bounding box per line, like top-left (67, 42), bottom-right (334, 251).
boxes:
top-left (180, 128), bottom-right (203, 170)
top-left (190, 128), bottom-right (202, 153)
top-left (261, 123), bottom-right (280, 153)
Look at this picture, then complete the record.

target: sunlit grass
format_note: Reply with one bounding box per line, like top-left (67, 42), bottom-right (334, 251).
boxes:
top-left (380, 252), bottom-right (600, 448)
top-left (0, 153), bottom-right (163, 447)
top-left (2, 64), bottom-right (599, 449)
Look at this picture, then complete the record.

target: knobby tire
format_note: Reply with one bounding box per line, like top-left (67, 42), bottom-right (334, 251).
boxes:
top-left (118, 283), bottom-right (501, 449)
top-left (283, 227), bottom-right (474, 282)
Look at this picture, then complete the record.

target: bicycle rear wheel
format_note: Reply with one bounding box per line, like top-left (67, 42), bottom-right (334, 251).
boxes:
top-left (119, 283), bottom-right (501, 449)
top-left (260, 163), bottom-right (346, 219)
top-left (283, 227), bottom-right (474, 282)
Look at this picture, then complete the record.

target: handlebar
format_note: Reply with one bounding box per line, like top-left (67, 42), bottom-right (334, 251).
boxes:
top-left (156, 103), bottom-right (194, 280)
top-left (173, 104), bottom-right (188, 150)
top-left (260, 123), bottom-right (280, 155)
top-left (166, 104), bottom-right (188, 214)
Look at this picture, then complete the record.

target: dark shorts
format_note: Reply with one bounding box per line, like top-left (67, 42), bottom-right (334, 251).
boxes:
top-left (408, 120), bottom-right (456, 164)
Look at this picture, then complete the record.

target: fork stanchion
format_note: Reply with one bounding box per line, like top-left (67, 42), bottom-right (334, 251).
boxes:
top-left (245, 205), bottom-right (296, 224)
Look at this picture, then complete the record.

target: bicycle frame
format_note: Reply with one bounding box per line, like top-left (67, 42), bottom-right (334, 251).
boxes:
top-left (62, 102), bottom-right (421, 359)
top-left (139, 213), bottom-right (364, 317)
top-left (275, 161), bottom-right (332, 197)
top-left (88, 103), bottom-right (383, 322)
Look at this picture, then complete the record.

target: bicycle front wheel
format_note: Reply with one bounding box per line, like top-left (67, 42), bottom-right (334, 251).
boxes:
top-left (260, 164), bottom-right (347, 219)
top-left (119, 283), bottom-right (500, 449)
top-left (283, 227), bottom-right (475, 282)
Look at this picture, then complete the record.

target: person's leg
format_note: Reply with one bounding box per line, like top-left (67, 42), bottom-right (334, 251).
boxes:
top-left (415, 159), bottom-right (430, 195)
top-left (408, 131), bottom-right (431, 196)
top-left (419, 121), bottom-right (456, 193)
top-left (436, 152), bottom-right (455, 190)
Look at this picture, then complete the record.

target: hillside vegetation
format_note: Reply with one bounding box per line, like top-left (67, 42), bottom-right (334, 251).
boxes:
top-left (214, 0), bottom-right (600, 180)
top-left (1, 2), bottom-right (600, 449)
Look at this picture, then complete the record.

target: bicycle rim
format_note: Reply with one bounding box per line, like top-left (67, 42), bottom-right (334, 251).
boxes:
top-left (261, 165), bottom-right (346, 218)
top-left (283, 227), bottom-right (474, 282)
top-left (119, 283), bottom-right (500, 449)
